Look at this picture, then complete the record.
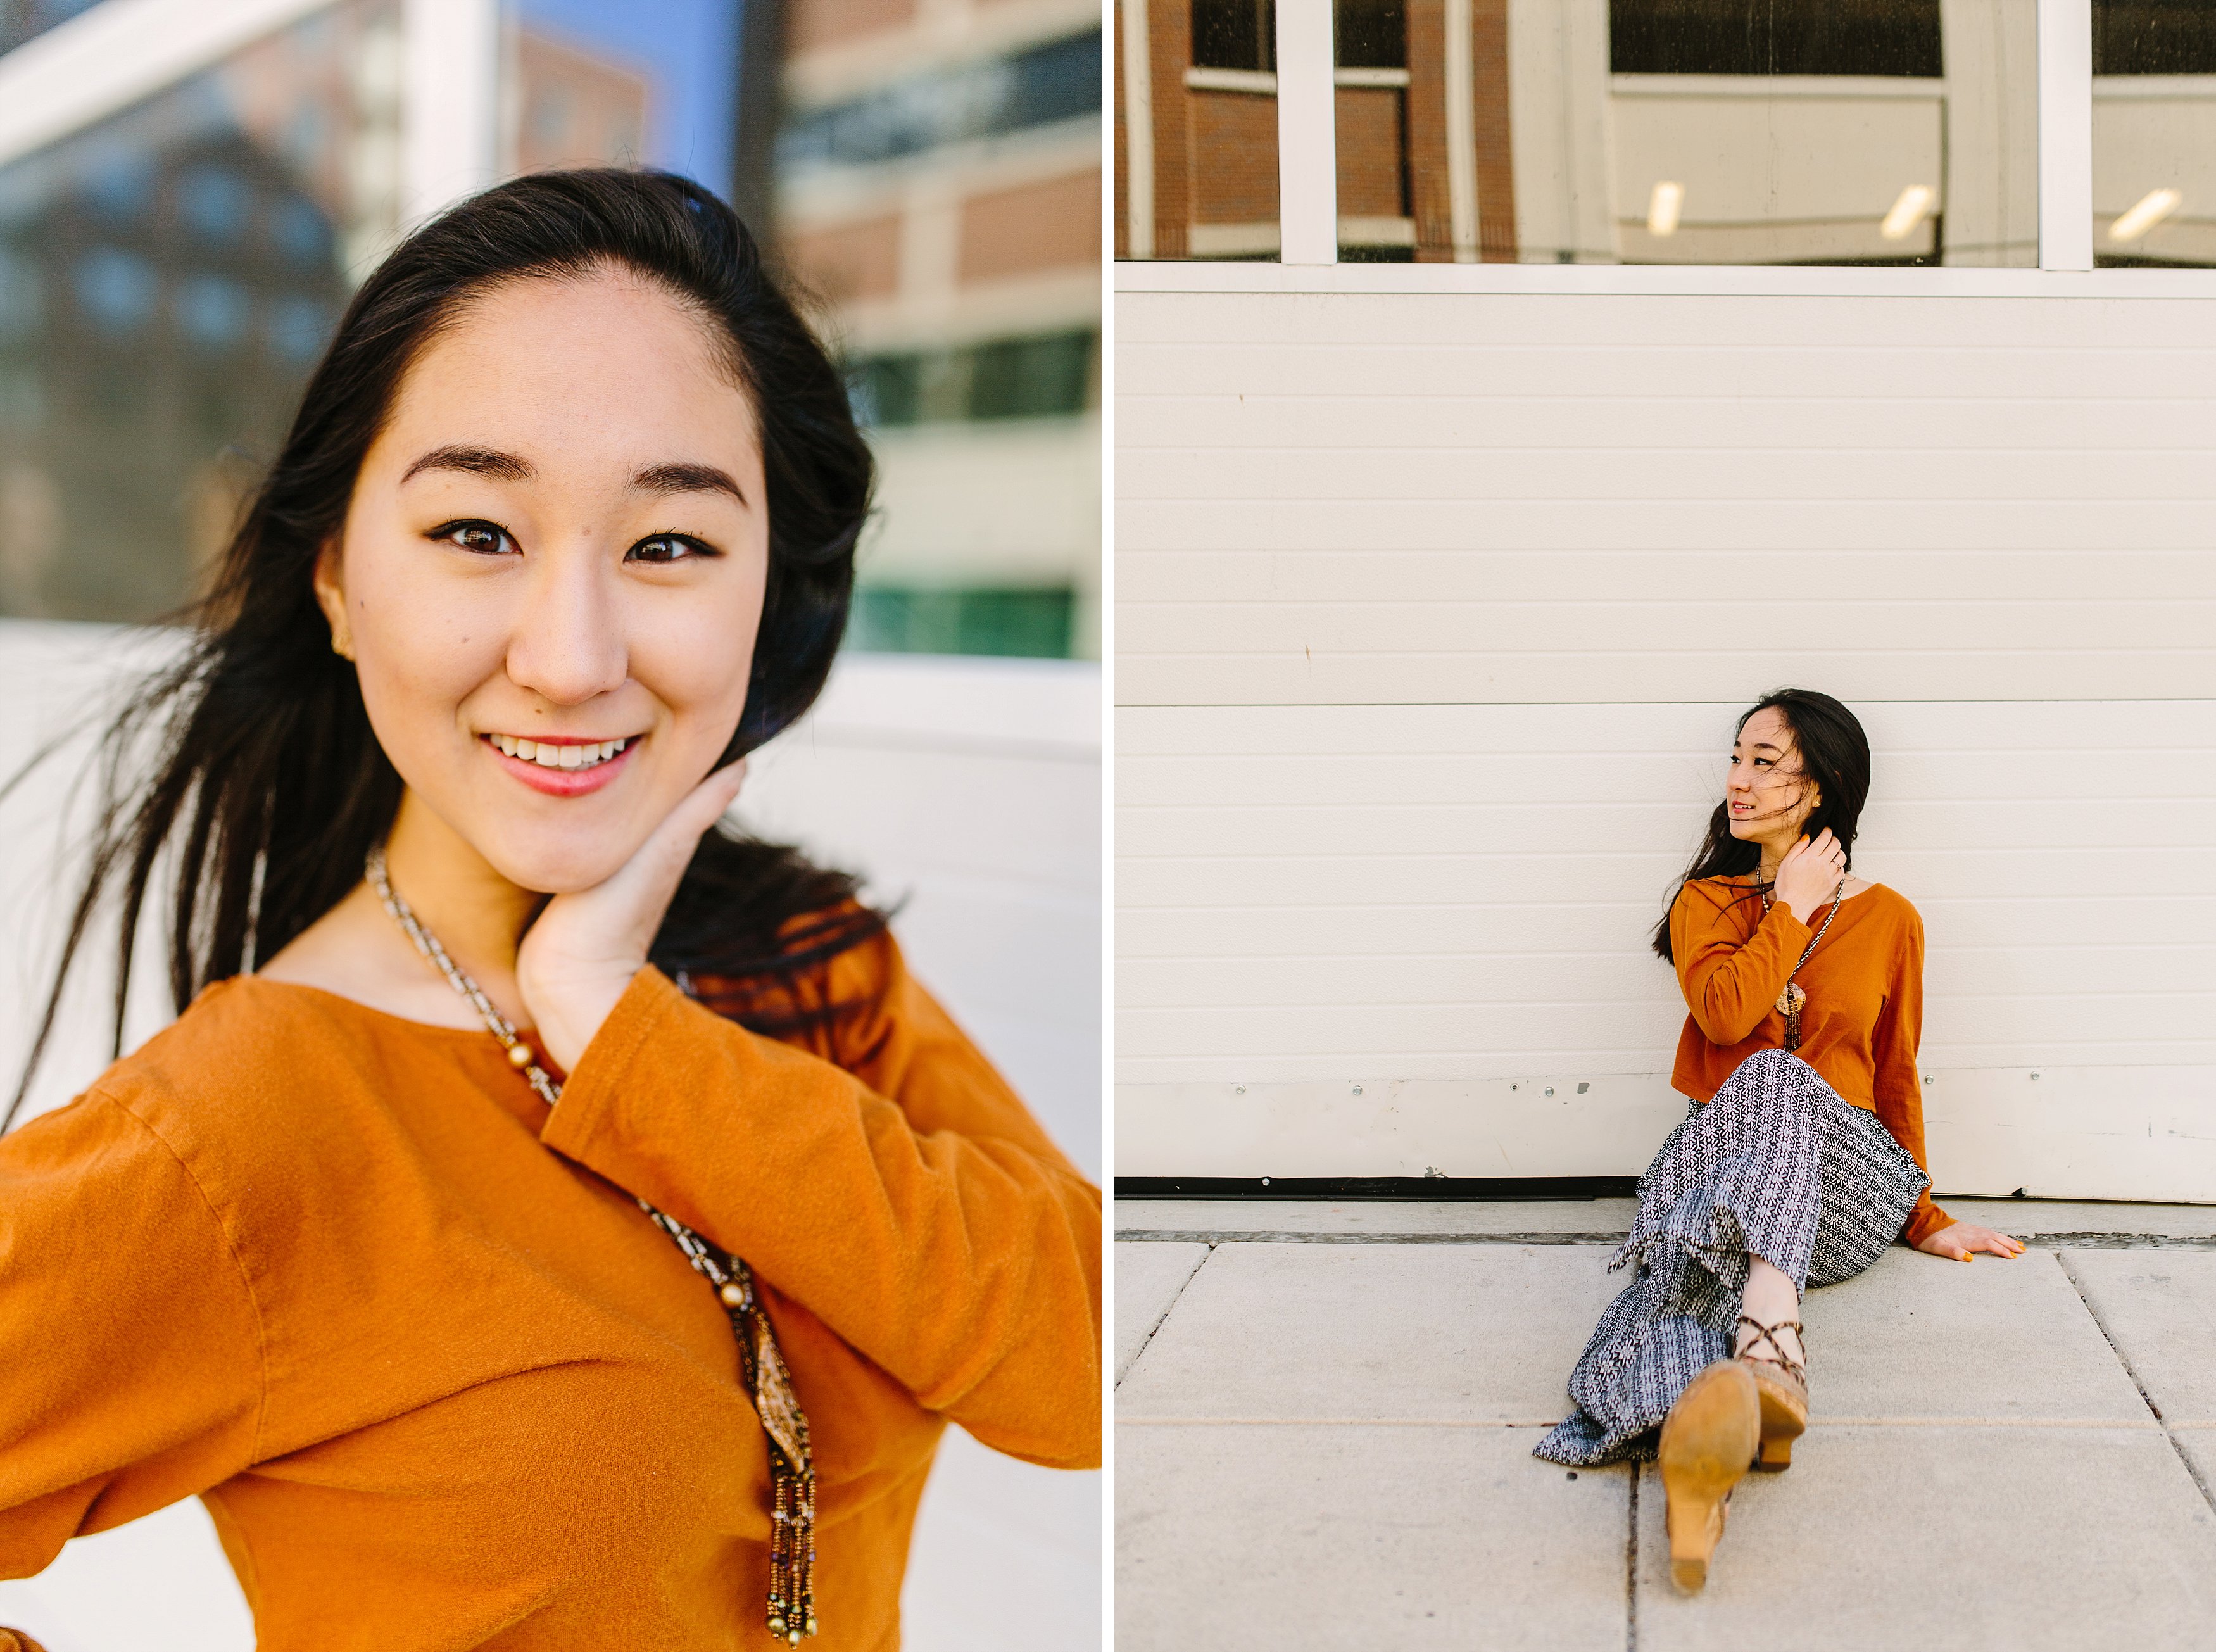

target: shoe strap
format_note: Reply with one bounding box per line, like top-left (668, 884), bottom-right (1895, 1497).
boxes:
top-left (1734, 1314), bottom-right (1807, 1385)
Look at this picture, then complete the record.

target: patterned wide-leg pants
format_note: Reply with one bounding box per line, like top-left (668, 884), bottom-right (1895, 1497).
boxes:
top-left (1533, 1047), bottom-right (1930, 1466)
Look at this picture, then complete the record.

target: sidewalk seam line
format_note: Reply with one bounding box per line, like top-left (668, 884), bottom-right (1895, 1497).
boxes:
top-left (2054, 1249), bottom-right (2216, 1520)
top-left (1116, 1242), bottom-right (1214, 1392)
top-left (1625, 1460), bottom-right (1640, 1652)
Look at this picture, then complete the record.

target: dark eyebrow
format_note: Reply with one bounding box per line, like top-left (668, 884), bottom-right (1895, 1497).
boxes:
top-left (633, 462), bottom-right (748, 507)
top-left (401, 445), bottom-right (534, 484)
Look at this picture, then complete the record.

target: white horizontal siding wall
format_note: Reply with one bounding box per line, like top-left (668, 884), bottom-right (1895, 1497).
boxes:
top-left (1116, 288), bottom-right (2216, 1201)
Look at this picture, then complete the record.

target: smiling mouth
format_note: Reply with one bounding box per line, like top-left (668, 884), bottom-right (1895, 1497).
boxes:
top-left (484, 733), bottom-right (633, 771)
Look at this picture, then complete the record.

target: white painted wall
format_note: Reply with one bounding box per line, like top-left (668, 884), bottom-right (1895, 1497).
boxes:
top-left (1116, 284), bottom-right (2216, 1200)
top-left (0, 621), bottom-right (1100, 1651)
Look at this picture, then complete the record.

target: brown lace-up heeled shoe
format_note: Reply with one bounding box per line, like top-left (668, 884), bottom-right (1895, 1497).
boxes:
top-left (1658, 1359), bottom-right (1760, 1594)
top-left (1736, 1314), bottom-right (1809, 1472)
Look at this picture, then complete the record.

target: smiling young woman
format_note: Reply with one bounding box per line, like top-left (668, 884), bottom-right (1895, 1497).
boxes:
top-left (0, 170), bottom-right (1100, 1651)
top-left (1532, 688), bottom-right (2018, 1594)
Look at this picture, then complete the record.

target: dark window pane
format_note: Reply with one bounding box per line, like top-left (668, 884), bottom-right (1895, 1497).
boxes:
top-left (848, 587), bottom-right (1075, 658)
top-left (780, 30), bottom-right (1099, 170)
top-left (1192, 0), bottom-right (1275, 71)
top-left (1335, 0), bottom-right (1405, 69)
top-left (969, 330), bottom-right (1095, 419)
top-left (2095, 1), bottom-right (2216, 74)
top-left (1610, 0), bottom-right (1943, 78)
top-left (848, 330), bottom-right (1096, 426)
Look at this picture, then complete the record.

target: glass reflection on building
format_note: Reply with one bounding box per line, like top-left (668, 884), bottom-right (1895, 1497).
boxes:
top-left (2094, 0), bottom-right (2216, 266)
top-left (1119, 0), bottom-right (2043, 266)
top-left (0, 1), bottom-right (398, 622)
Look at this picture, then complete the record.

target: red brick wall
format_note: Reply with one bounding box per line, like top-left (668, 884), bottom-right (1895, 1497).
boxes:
top-left (1334, 86), bottom-right (1404, 220)
top-left (961, 170), bottom-right (1102, 281)
top-left (1146, 0), bottom-right (1193, 256)
top-left (1191, 91), bottom-right (1280, 226)
top-left (1114, 1), bottom-right (1131, 256)
top-left (783, 213), bottom-right (902, 303)
top-left (785, 0), bottom-right (917, 57)
top-left (1472, 0), bottom-right (1517, 260)
top-left (1406, 0), bottom-right (1452, 259)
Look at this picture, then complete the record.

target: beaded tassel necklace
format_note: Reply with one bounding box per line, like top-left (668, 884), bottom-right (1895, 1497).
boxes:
top-left (1755, 870), bottom-right (1848, 1055)
top-left (366, 847), bottom-right (818, 1644)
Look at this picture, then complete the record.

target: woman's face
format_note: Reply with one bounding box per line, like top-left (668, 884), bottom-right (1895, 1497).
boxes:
top-left (316, 268), bottom-right (769, 894)
top-left (1725, 705), bottom-right (1820, 846)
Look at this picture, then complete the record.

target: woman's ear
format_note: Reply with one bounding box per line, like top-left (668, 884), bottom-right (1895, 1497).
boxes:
top-left (312, 543), bottom-right (353, 660)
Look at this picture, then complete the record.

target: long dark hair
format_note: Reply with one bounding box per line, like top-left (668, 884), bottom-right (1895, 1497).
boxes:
top-left (8, 168), bottom-right (886, 1130)
top-left (1649, 688), bottom-right (1872, 962)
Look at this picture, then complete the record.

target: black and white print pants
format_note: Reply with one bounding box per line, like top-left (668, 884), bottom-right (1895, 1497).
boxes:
top-left (1533, 1047), bottom-right (1930, 1466)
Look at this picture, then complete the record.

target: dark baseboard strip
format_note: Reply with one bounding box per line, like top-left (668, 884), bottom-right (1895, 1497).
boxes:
top-left (1114, 1175), bottom-right (1641, 1202)
top-left (1114, 1228), bottom-right (2216, 1250)
top-left (1116, 1229), bottom-right (1632, 1246)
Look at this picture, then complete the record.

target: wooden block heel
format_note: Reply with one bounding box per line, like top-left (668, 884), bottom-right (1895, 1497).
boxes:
top-left (1658, 1359), bottom-right (1760, 1594)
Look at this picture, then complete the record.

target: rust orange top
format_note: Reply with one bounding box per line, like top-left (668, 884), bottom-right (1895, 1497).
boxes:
top-left (0, 933), bottom-right (1100, 1650)
top-left (1668, 877), bottom-right (1950, 1248)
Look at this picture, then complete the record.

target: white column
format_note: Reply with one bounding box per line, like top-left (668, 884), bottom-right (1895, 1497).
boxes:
top-left (1444, 0), bottom-right (1479, 262)
top-left (1121, 0), bottom-right (1155, 259)
top-left (2037, 0), bottom-right (2093, 269)
top-left (402, 0), bottom-right (501, 224)
top-left (1275, 0), bottom-right (1337, 263)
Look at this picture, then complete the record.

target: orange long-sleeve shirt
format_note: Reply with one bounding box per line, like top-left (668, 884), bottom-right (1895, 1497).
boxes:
top-left (1668, 876), bottom-right (1951, 1248)
top-left (0, 932), bottom-right (1100, 1650)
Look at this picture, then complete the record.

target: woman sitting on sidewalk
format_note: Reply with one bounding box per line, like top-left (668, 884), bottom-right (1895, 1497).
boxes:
top-left (1533, 688), bottom-right (2020, 1592)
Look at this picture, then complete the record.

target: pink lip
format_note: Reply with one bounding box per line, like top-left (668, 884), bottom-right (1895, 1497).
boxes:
top-left (484, 736), bottom-right (639, 797)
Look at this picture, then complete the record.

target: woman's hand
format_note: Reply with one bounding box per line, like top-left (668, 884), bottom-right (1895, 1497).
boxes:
top-left (1773, 828), bottom-right (1848, 924)
top-left (1915, 1221), bottom-right (2027, 1262)
top-left (516, 759), bottom-right (748, 1073)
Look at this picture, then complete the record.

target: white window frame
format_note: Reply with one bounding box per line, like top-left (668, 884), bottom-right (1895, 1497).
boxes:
top-left (0, 0), bottom-right (498, 225)
top-left (1121, 0), bottom-right (2216, 296)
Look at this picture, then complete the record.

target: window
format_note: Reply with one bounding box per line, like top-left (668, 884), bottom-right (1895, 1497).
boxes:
top-left (848, 329), bottom-right (1099, 428)
top-left (2093, 0), bottom-right (2216, 267)
top-left (1123, 0), bottom-right (2049, 269)
top-left (779, 31), bottom-right (1100, 174)
top-left (1117, 0), bottom-right (1283, 258)
top-left (0, 1), bottom-right (394, 622)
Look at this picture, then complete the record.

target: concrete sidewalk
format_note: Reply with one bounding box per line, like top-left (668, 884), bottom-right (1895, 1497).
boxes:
top-left (1116, 1198), bottom-right (2216, 1651)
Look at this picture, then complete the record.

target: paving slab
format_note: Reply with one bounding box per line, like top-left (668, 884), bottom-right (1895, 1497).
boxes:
top-left (1115, 1198), bottom-right (1639, 1241)
top-left (1634, 1425), bottom-right (2216, 1651)
top-left (2170, 1432), bottom-right (2216, 1498)
top-left (1117, 1423), bottom-right (1626, 1652)
top-left (1800, 1246), bottom-right (2149, 1423)
top-left (1115, 1242), bottom-right (1210, 1384)
top-left (2055, 1249), bottom-right (2216, 1423)
top-left (1116, 1241), bottom-right (1622, 1422)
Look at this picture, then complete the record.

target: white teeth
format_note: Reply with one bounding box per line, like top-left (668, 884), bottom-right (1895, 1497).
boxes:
top-left (489, 734), bottom-right (631, 769)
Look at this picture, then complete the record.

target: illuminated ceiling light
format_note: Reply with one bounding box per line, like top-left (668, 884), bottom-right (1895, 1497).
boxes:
top-left (1880, 184), bottom-right (1934, 241)
top-left (1647, 180), bottom-right (1683, 237)
top-left (2109, 187), bottom-right (2183, 242)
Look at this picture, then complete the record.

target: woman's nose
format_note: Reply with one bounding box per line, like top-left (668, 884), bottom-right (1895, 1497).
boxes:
top-left (503, 542), bottom-right (627, 705)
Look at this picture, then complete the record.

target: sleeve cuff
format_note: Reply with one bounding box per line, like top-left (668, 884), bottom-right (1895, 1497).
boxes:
top-left (538, 964), bottom-right (688, 1163)
top-left (1903, 1200), bottom-right (1954, 1249)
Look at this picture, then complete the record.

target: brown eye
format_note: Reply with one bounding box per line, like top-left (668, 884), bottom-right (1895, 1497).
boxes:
top-left (436, 521), bottom-right (515, 555)
top-left (627, 534), bottom-right (712, 564)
